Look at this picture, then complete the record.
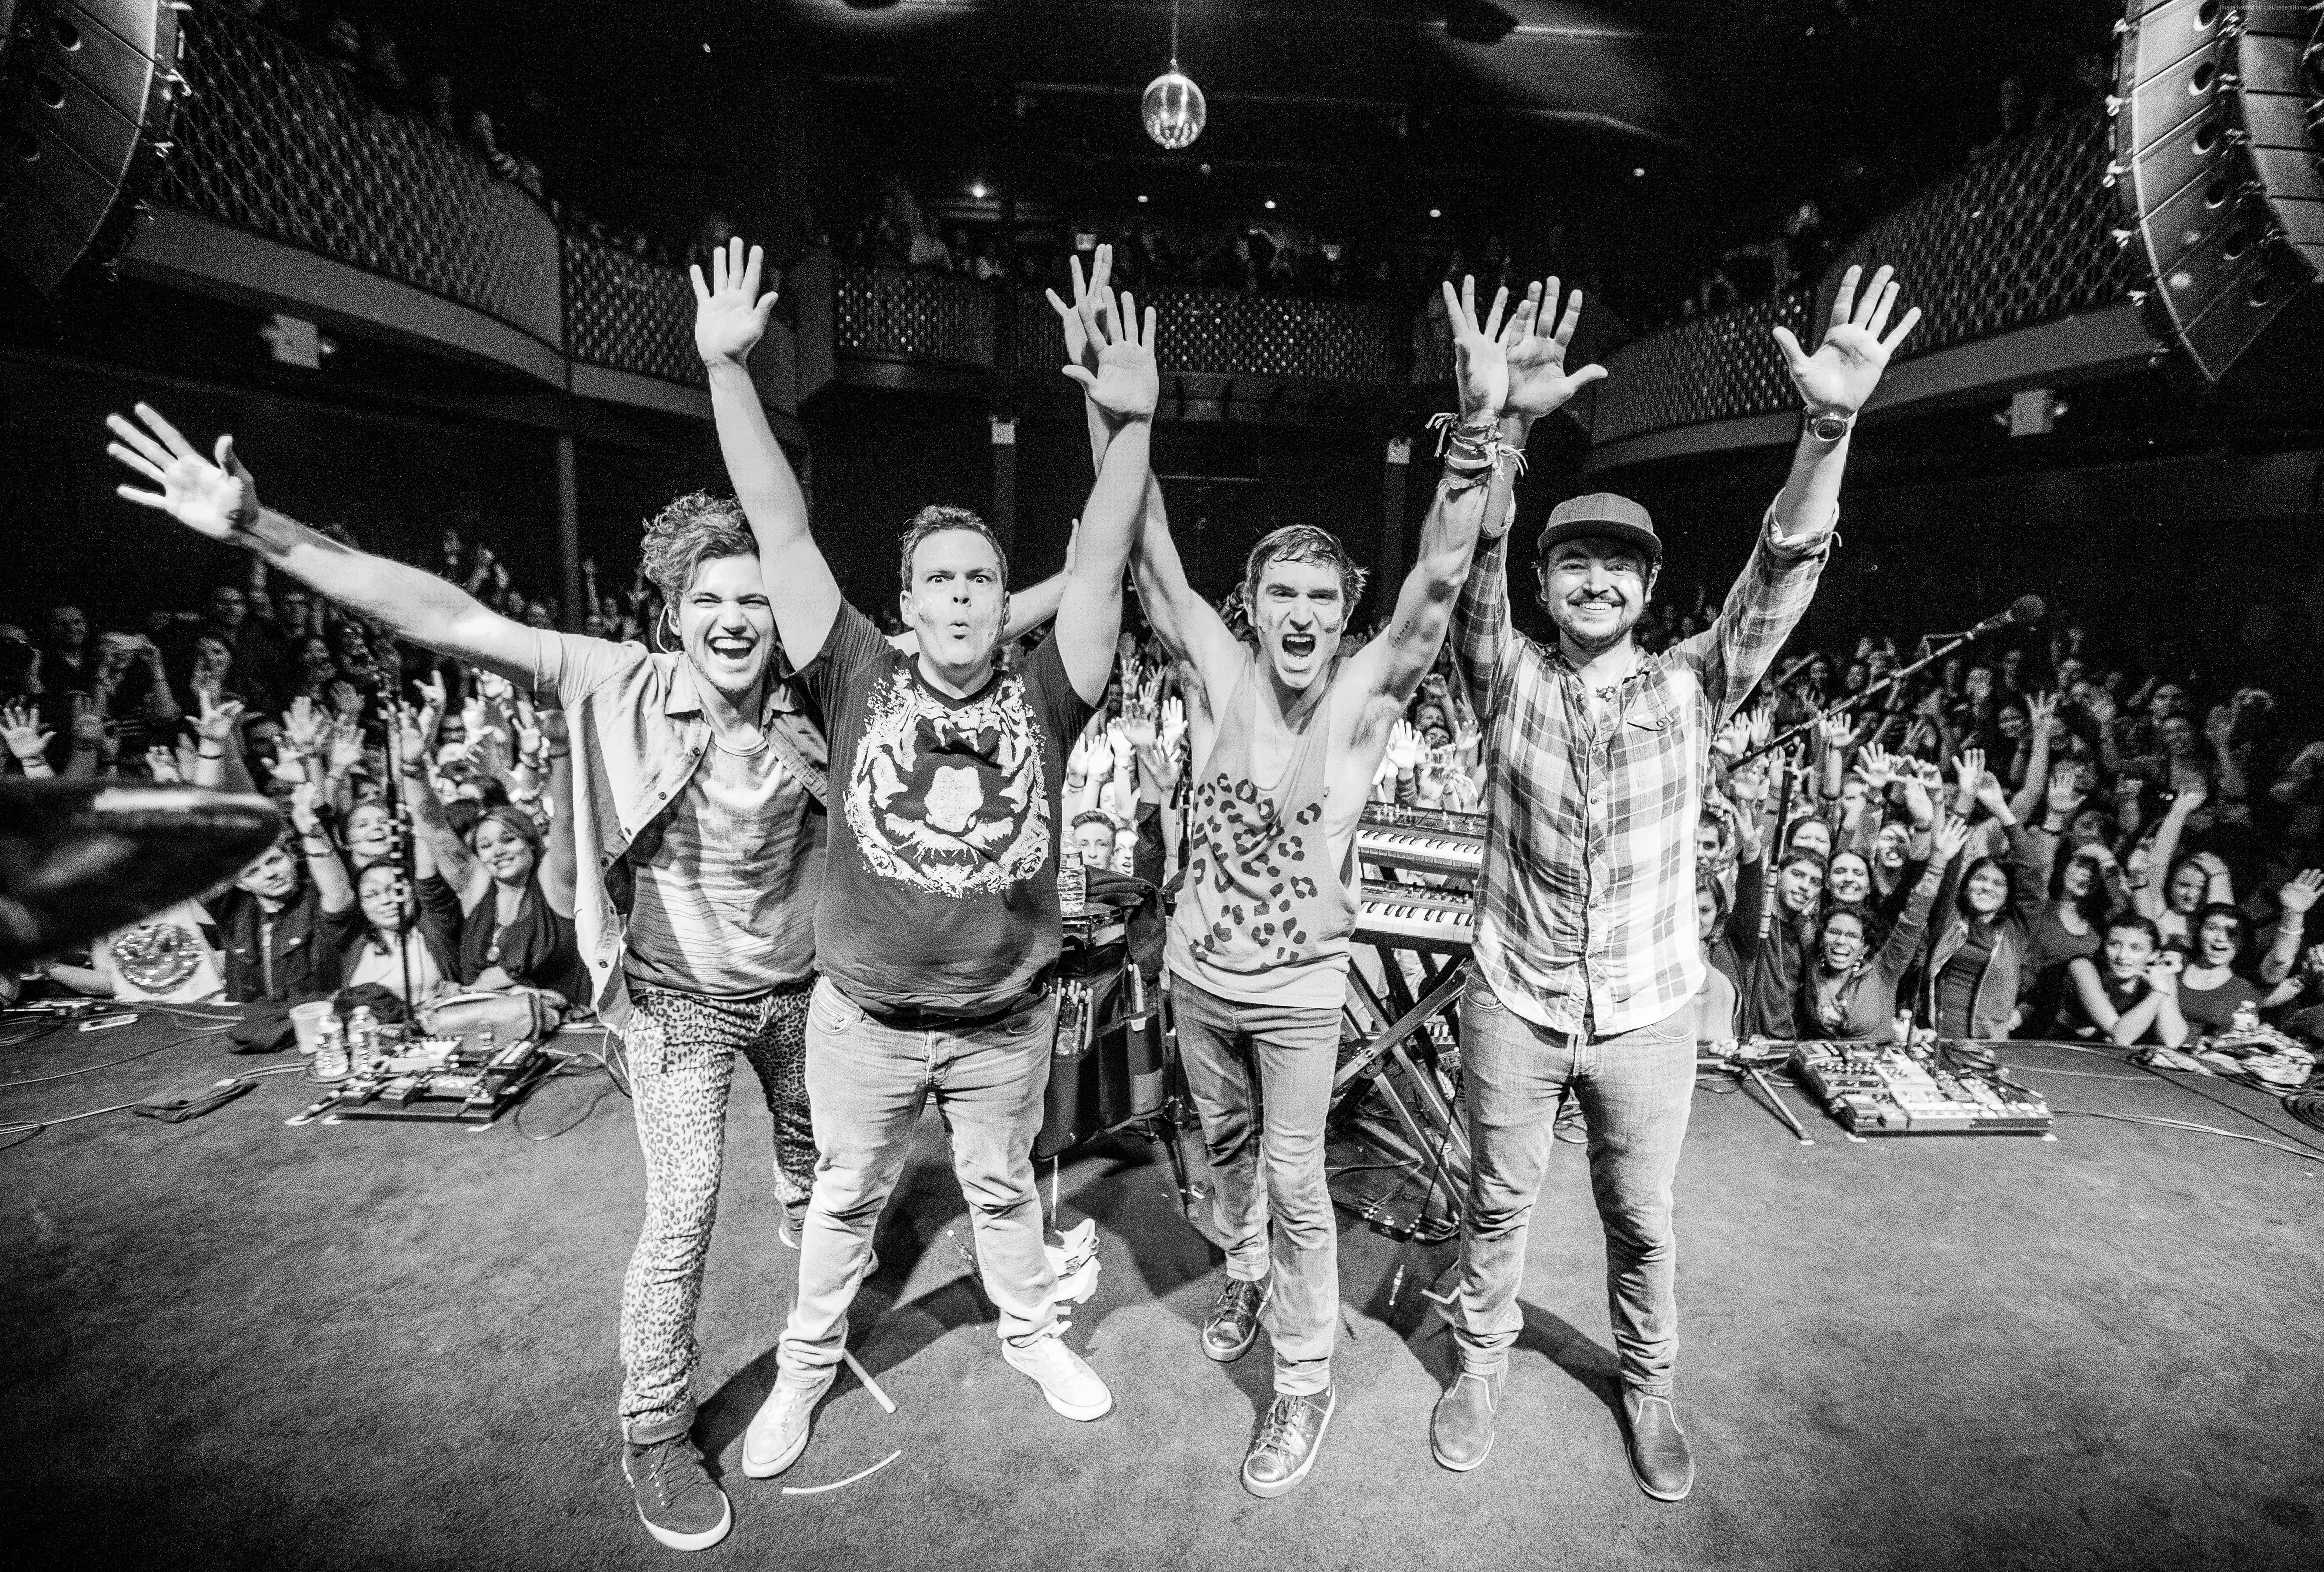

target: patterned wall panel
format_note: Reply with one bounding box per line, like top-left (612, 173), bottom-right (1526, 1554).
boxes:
top-left (835, 263), bottom-right (996, 364)
top-left (1007, 286), bottom-right (1403, 385)
top-left (1591, 288), bottom-right (1815, 446)
top-left (157, 5), bottom-right (561, 347)
top-left (563, 233), bottom-right (705, 387)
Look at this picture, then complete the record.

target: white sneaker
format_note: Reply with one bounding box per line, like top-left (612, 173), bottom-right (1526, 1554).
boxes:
top-left (741, 1368), bottom-right (834, 1479)
top-left (1002, 1328), bottom-right (1113, 1421)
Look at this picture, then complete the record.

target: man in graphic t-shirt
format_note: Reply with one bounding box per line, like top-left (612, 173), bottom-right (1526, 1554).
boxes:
top-left (694, 238), bottom-right (1158, 1476)
top-left (1050, 250), bottom-right (1604, 1495)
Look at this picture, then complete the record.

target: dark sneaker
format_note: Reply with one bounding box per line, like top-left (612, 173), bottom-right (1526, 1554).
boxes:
top-left (622, 1434), bottom-right (731, 1552)
top-left (1430, 1366), bottom-right (1504, 1472)
top-left (1242, 1386), bottom-right (1335, 1498)
top-left (1622, 1389), bottom-right (1695, 1501)
top-left (742, 1366), bottom-right (836, 1479)
top-left (1201, 1276), bottom-right (1271, 1362)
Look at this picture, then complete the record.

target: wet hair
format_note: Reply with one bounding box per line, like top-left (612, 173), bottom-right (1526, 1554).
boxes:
top-left (897, 504), bottom-right (1010, 594)
top-left (1240, 525), bottom-right (1368, 617)
top-left (640, 491), bottom-right (758, 606)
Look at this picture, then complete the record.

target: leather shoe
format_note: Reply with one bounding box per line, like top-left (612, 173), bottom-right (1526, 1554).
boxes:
top-left (1242, 1386), bottom-right (1334, 1498)
top-left (1621, 1388), bottom-right (1695, 1501)
top-left (1430, 1366), bottom-right (1503, 1471)
top-left (1201, 1276), bottom-right (1270, 1362)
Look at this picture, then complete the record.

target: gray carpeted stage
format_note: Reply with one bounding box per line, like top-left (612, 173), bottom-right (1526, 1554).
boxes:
top-left (5, 1013), bottom-right (2321, 1571)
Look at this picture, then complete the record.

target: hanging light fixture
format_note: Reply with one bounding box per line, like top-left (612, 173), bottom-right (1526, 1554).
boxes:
top-left (1141, 0), bottom-right (1205, 150)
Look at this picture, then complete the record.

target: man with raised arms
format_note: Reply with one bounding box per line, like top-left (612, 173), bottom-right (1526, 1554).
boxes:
top-left (691, 239), bottom-right (1157, 1476)
top-left (1430, 263), bottom-right (1921, 1499)
top-left (1049, 250), bottom-right (1606, 1496)
top-left (103, 362), bottom-right (838, 1552)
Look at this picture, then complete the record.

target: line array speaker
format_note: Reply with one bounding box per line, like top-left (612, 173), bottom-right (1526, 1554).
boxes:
top-left (0, 0), bottom-right (181, 294)
top-left (2109, 0), bottom-right (2324, 382)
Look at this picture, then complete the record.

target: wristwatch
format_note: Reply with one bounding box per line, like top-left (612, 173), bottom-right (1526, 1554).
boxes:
top-left (1806, 407), bottom-right (1855, 444)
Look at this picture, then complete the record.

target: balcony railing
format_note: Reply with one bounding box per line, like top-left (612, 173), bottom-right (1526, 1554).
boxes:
top-left (1593, 107), bottom-right (2140, 449)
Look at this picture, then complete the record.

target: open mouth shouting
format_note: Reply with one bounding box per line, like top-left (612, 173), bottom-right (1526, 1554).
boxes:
top-left (1280, 630), bottom-right (1318, 660)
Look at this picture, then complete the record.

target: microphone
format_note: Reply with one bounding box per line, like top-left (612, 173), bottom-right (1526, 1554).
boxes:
top-left (1954, 595), bottom-right (2046, 640)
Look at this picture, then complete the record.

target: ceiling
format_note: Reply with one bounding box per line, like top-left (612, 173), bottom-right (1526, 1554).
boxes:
top-left (376, 0), bottom-right (2124, 314)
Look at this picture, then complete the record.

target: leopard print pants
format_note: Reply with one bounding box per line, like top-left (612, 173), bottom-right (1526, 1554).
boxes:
top-left (618, 978), bottom-right (815, 1441)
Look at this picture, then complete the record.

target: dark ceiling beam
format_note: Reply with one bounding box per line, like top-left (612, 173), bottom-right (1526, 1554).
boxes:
top-left (790, 0), bottom-right (1686, 45)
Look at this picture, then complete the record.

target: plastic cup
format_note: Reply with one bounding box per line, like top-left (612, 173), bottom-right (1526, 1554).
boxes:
top-left (289, 1001), bottom-right (335, 1055)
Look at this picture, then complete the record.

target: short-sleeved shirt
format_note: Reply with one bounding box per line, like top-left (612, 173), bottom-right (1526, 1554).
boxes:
top-left (802, 603), bottom-right (1091, 1016)
top-left (2176, 970), bottom-right (2264, 1037)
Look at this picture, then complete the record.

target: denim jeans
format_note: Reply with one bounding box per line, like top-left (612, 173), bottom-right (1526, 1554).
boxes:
top-left (1169, 973), bottom-right (1342, 1398)
top-left (1449, 974), bottom-right (1697, 1397)
top-left (775, 977), bottom-right (1060, 1389)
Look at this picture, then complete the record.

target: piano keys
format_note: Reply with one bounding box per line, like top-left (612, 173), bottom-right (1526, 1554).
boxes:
top-left (1357, 803), bottom-right (1486, 880)
top-left (1354, 879), bottom-right (1474, 956)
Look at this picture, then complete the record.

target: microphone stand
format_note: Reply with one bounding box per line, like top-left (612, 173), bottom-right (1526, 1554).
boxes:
top-left (385, 707), bottom-right (416, 1014)
top-left (1736, 623), bottom-right (1999, 769)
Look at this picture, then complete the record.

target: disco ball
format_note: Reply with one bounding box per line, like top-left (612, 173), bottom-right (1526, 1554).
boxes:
top-left (1141, 68), bottom-right (1206, 150)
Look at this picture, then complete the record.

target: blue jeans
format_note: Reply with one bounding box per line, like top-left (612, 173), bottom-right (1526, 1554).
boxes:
top-left (775, 978), bottom-right (1061, 1389)
top-left (1169, 973), bottom-right (1341, 1398)
top-left (1450, 976), bottom-right (1697, 1397)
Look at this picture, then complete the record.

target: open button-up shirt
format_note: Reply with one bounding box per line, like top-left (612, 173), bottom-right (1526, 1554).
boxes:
top-left (1450, 501), bottom-right (1830, 1038)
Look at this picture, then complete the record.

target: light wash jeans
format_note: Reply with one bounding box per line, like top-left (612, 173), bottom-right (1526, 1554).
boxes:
top-left (775, 977), bottom-right (1060, 1389)
top-left (1169, 973), bottom-right (1342, 1397)
top-left (1449, 976), bottom-right (1697, 1397)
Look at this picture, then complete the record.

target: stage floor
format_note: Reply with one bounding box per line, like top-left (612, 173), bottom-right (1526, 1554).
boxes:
top-left (4, 1013), bottom-right (2320, 1572)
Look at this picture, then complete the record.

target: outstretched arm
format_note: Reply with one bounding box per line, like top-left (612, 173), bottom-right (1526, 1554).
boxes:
top-left (1052, 287), bottom-right (1159, 705)
top-left (1050, 250), bottom-right (1242, 685)
top-left (1766, 263), bottom-right (1921, 545)
top-left (695, 237), bottom-right (842, 663)
top-left (105, 405), bottom-right (538, 684)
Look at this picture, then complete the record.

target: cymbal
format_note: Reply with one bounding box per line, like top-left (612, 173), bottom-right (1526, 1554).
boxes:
top-left (0, 782), bottom-right (285, 968)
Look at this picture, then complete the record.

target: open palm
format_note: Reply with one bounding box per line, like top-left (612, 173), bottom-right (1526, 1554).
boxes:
top-left (1500, 277), bottom-right (1607, 421)
top-left (1440, 275), bottom-right (1510, 421)
top-left (690, 236), bottom-right (777, 366)
top-left (1063, 286), bottom-right (1158, 426)
top-left (1771, 263), bottom-right (1921, 416)
top-left (1044, 244), bottom-right (1114, 381)
top-left (107, 403), bottom-right (258, 541)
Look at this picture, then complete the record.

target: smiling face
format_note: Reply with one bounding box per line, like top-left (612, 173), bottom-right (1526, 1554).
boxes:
top-left (470, 814), bottom-right (538, 887)
top-left (2168, 862), bottom-right (2207, 914)
top-left (679, 553), bottom-right (776, 703)
top-left (1537, 537), bottom-right (1654, 656)
top-left (1873, 822), bottom-right (1909, 870)
top-left (1777, 857), bottom-right (1824, 915)
top-left (1828, 851), bottom-right (1871, 906)
top-left (902, 528), bottom-right (1008, 682)
top-left (1820, 909), bottom-right (1867, 972)
top-left (1964, 859), bottom-right (2009, 916)
top-left (1248, 557), bottom-right (1346, 694)
top-left (1695, 818), bottom-right (1724, 862)
top-left (2196, 909), bottom-right (2243, 967)
top-left (357, 862), bottom-right (412, 934)
top-left (345, 801), bottom-right (395, 864)
top-left (2103, 923), bottom-right (2156, 980)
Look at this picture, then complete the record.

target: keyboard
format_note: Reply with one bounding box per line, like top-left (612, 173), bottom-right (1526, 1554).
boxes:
top-left (1354, 879), bottom-right (1474, 955)
top-left (1358, 804), bottom-right (1486, 880)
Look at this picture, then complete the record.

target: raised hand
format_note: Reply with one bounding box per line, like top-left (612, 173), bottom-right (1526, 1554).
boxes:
top-left (327, 679), bottom-right (363, 721)
top-left (0, 703), bottom-right (52, 763)
top-left (1930, 810), bottom-right (1971, 864)
top-left (193, 689), bottom-right (245, 744)
top-left (395, 703), bottom-right (430, 766)
top-left (265, 745), bottom-right (308, 788)
top-left (1060, 286), bottom-right (1159, 426)
top-left (691, 236), bottom-right (777, 367)
top-left (2045, 764), bottom-right (2089, 814)
top-left (1974, 770), bottom-right (2011, 817)
top-left (1747, 705), bottom-right (1775, 753)
top-left (1898, 770), bottom-right (1934, 826)
top-left (1118, 703), bottom-right (1158, 752)
top-left (287, 779), bottom-right (326, 838)
top-left (2204, 703), bottom-right (2237, 752)
top-left (1498, 276), bottom-right (1607, 422)
top-left (2279, 869), bottom-right (2324, 916)
top-left (283, 696), bottom-right (322, 752)
top-left (1440, 274), bottom-right (1511, 423)
top-left (1160, 696), bottom-right (1187, 761)
top-left (1817, 712), bottom-right (1857, 752)
top-left (1044, 245), bottom-right (1114, 381)
top-left (106, 403), bottom-right (261, 541)
top-left (2168, 763), bottom-right (2208, 809)
top-left (1714, 713), bottom-right (1751, 762)
top-left (1856, 741), bottom-right (1895, 786)
top-left (1952, 747), bottom-right (1985, 800)
top-left (144, 746), bottom-right (183, 783)
top-left (2026, 690), bottom-right (2060, 736)
top-left (1769, 263), bottom-right (1922, 417)
top-left (325, 719), bottom-right (366, 773)
top-left (1385, 719), bottom-right (1426, 773)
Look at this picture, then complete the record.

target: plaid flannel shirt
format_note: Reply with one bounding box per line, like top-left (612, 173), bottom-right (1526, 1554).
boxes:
top-left (1453, 500), bottom-right (1831, 1037)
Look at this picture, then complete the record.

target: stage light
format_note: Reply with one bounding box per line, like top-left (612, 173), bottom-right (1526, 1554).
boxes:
top-left (970, 181), bottom-right (988, 199)
top-left (1429, 207), bottom-right (1442, 218)
top-left (1137, 193), bottom-right (1149, 203)
top-left (1633, 167), bottom-right (1647, 178)
top-left (1141, 0), bottom-right (1205, 150)
top-left (1264, 200), bottom-right (1277, 210)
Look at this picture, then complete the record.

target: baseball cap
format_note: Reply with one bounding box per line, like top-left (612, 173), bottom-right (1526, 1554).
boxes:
top-left (1535, 493), bottom-right (1661, 567)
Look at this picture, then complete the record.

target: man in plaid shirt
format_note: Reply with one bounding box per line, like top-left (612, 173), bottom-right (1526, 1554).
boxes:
top-left (1429, 264), bottom-right (1923, 1499)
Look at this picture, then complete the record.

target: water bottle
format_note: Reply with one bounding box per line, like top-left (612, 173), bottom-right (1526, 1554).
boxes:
top-left (2231, 999), bottom-right (2260, 1036)
top-left (1058, 846), bottom-right (1087, 918)
top-left (317, 1019), bottom-right (349, 1081)
top-left (348, 1006), bottom-right (376, 1073)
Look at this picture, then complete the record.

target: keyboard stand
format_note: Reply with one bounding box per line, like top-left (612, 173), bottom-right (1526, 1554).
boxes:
top-left (1330, 955), bottom-right (1470, 1240)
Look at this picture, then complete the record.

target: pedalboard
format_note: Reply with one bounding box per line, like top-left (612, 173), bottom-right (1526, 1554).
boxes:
top-left (1792, 1042), bottom-right (2053, 1136)
top-left (288, 1037), bottom-right (554, 1126)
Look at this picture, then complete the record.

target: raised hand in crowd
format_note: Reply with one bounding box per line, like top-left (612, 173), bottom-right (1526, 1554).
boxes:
top-left (145, 746), bottom-right (183, 784)
top-left (1951, 747), bottom-right (1985, 815)
top-left (1496, 275), bottom-right (1608, 424)
top-left (2, 701), bottom-right (55, 779)
top-left (1929, 808), bottom-right (1972, 866)
top-left (1769, 262), bottom-right (1923, 419)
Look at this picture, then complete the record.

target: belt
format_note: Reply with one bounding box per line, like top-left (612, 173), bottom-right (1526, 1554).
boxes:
top-left (854, 977), bottom-right (1050, 1034)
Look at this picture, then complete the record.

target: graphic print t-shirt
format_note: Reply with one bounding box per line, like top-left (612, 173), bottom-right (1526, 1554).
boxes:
top-left (804, 603), bottom-right (1092, 1016)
